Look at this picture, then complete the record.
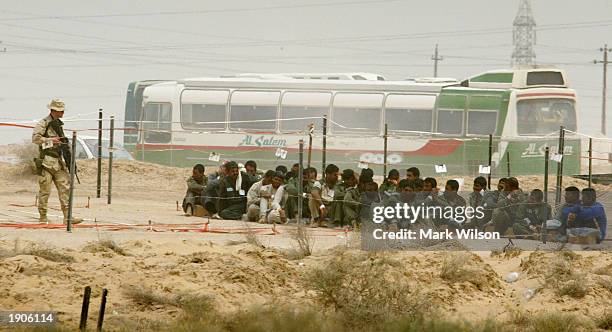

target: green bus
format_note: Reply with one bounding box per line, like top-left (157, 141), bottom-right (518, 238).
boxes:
top-left (123, 68), bottom-right (602, 177)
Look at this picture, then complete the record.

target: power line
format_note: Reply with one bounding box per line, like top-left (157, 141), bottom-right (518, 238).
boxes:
top-left (0, 0), bottom-right (401, 20)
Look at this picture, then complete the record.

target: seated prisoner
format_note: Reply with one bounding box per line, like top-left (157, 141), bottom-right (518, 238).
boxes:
top-left (379, 169), bottom-right (400, 195)
top-left (512, 189), bottom-right (552, 237)
top-left (203, 161), bottom-right (227, 215)
top-left (217, 161), bottom-right (251, 220)
top-left (285, 167), bottom-right (316, 221)
top-left (246, 170), bottom-right (275, 222)
top-left (342, 169), bottom-right (360, 227)
top-left (567, 188), bottom-right (607, 242)
top-left (183, 164), bottom-right (207, 216)
top-left (308, 164), bottom-right (340, 227)
top-left (430, 179), bottom-right (467, 228)
top-left (247, 171), bottom-right (286, 224)
top-left (490, 177), bottom-right (527, 234)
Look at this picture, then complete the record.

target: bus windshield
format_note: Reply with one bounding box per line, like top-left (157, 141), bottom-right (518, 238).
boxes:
top-left (517, 98), bottom-right (576, 135)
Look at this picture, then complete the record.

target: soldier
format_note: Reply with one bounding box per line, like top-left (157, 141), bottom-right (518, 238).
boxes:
top-left (32, 99), bottom-right (82, 225)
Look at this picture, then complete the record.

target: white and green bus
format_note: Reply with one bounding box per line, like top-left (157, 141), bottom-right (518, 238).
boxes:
top-left (123, 68), bottom-right (607, 176)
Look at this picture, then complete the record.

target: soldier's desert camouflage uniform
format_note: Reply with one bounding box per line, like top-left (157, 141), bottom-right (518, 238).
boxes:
top-left (32, 99), bottom-right (81, 224)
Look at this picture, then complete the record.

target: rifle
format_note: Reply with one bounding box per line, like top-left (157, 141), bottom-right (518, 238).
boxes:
top-left (48, 118), bottom-right (81, 184)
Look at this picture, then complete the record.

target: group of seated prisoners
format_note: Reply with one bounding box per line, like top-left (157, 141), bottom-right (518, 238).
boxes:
top-left (183, 160), bottom-right (607, 242)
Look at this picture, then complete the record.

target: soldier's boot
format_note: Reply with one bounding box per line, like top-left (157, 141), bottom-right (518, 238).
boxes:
top-left (62, 208), bottom-right (83, 225)
top-left (38, 209), bottom-right (48, 224)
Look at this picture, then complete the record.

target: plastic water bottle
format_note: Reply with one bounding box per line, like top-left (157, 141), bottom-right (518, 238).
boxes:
top-left (505, 272), bottom-right (519, 283)
top-left (523, 288), bottom-right (535, 299)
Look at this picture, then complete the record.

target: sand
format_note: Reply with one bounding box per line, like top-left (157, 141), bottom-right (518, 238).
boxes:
top-left (0, 156), bottom-right (611, 330)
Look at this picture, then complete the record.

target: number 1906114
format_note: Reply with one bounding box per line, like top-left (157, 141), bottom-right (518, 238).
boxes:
top-left (0, 311), bottom-right (56, 325)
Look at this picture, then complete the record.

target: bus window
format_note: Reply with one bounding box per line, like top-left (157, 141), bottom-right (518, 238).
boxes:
top-left (467, 95), bottom-right (500, 135)
top-left (436, 94), bottom-right (466, 135)
top-left (437, 110), bottom-right (463, 135)
top-left (142, 103), bottom-right (172, 143)
top-left (280, 92), bottom-right (331, 132)
top-left (181, 90), bottom-right (228, 130)
top-left (517, 99), bottom-right (576, 135)
top-left (229, 91), bottom-right (280, 131)
top-left (384, 94), bottom-right (435, 133)
top-left (467, 111), bottom-right (497, 135)
top-left (332, 93), bottom-right (382, 134)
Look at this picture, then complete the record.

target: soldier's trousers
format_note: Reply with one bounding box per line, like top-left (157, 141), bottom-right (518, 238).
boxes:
top-left (38, 167), bottom-right (70, 215)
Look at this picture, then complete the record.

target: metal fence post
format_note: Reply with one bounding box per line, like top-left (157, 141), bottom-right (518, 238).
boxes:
top-left (588, 137), bottom-right (593, 188)
top-left (298, 139), bottom-right (304, 224)
top-left (555, 126), bottom-right (565, 205)
top-left (487, 134), bottom-right (493, 190)
top-left (383, 124), bottom-right (388, 180)
top-left (322, 115), bottom-right (327, 175)
top-left (67, 131), bottom-right (77, 233)
top-left (543, 146), bottom-right (549, 244)
top-left (96, 109), bottom-right (102, 198)
top-left (107, 116), bottom-right (114, 205)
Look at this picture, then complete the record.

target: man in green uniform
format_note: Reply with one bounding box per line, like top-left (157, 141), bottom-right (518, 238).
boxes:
top-left (32, 99), bottom-right (82, 225)
top-left (512, 189), bottom-right (552, 237)
top-left (308, 164), bottom-right (339, 227)
top-left (491, 177), bottom-right (527, 234)
top-left (379, 169), bottom-right (400, 196)
top-left (183, 164), bottom-right (207, 216)
top-left (285, 167), bottom-right (315, 221)
top-left (342, 170), bottom-right (360, 227)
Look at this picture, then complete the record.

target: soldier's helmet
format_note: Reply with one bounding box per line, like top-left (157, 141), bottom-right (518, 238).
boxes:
top-left (47, 98), bottom-right (65, 112)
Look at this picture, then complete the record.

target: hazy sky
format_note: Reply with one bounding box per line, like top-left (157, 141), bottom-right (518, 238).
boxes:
top-left (0, 0), bottom-right (611, 144)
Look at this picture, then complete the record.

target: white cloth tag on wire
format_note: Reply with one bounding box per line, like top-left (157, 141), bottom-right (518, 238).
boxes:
top-left (435, 164), bottom-right (447, 173)
top-left (478, 165), bottom-right (491, 174)
top-left (357, 161), bottom-right (369, 169)
top-left (208, 152), bottom-right (220, 162)
top-left (275, 148), bottom-right (288, 159)
top-left (550, 153), bottom-right (563, 163)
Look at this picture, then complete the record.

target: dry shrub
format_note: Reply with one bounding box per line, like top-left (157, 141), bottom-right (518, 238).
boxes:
top-left (439, 252), bottom-right (494, 290)
top-left (597, 277), bottom-right (612, 292)
top-left (490, 249), bottom-right (502, 258)
top-left (555, 276), bottom-right (588, 298)
top-left (23, 244), bottom-right (75, 263)
top-left (282, 224), bottom-right (315, 260)
top-left (597, 310), bottom-right (612, 330)
top-left (305, 251), bottom-right (432, 327)
top-left (527, 311), bottom-right (593, 332)
top-left (593, 263), bottom-right (612, 276)
top-left (123, 285), bottom-right (176, 307)
top-left (123, 285), bottom-right (212, 311)
top-left (544, 254), bottom-right (589, 299)
top-left (490, 246), bottom-right (522, 259)
top-left (182, 252), bottom-right (211, 264)
top-left (170, 304), bottom-right (337, 332)
top-left (386, 316), bottom-right (503, 332)
top-left (83, 239), bottom-right (128, 256)
top-left (243, 223), bottom-right (263, 248)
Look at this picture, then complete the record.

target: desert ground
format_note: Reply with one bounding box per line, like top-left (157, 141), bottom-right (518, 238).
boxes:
top-left (0, 152), bottom-right (611, 331)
